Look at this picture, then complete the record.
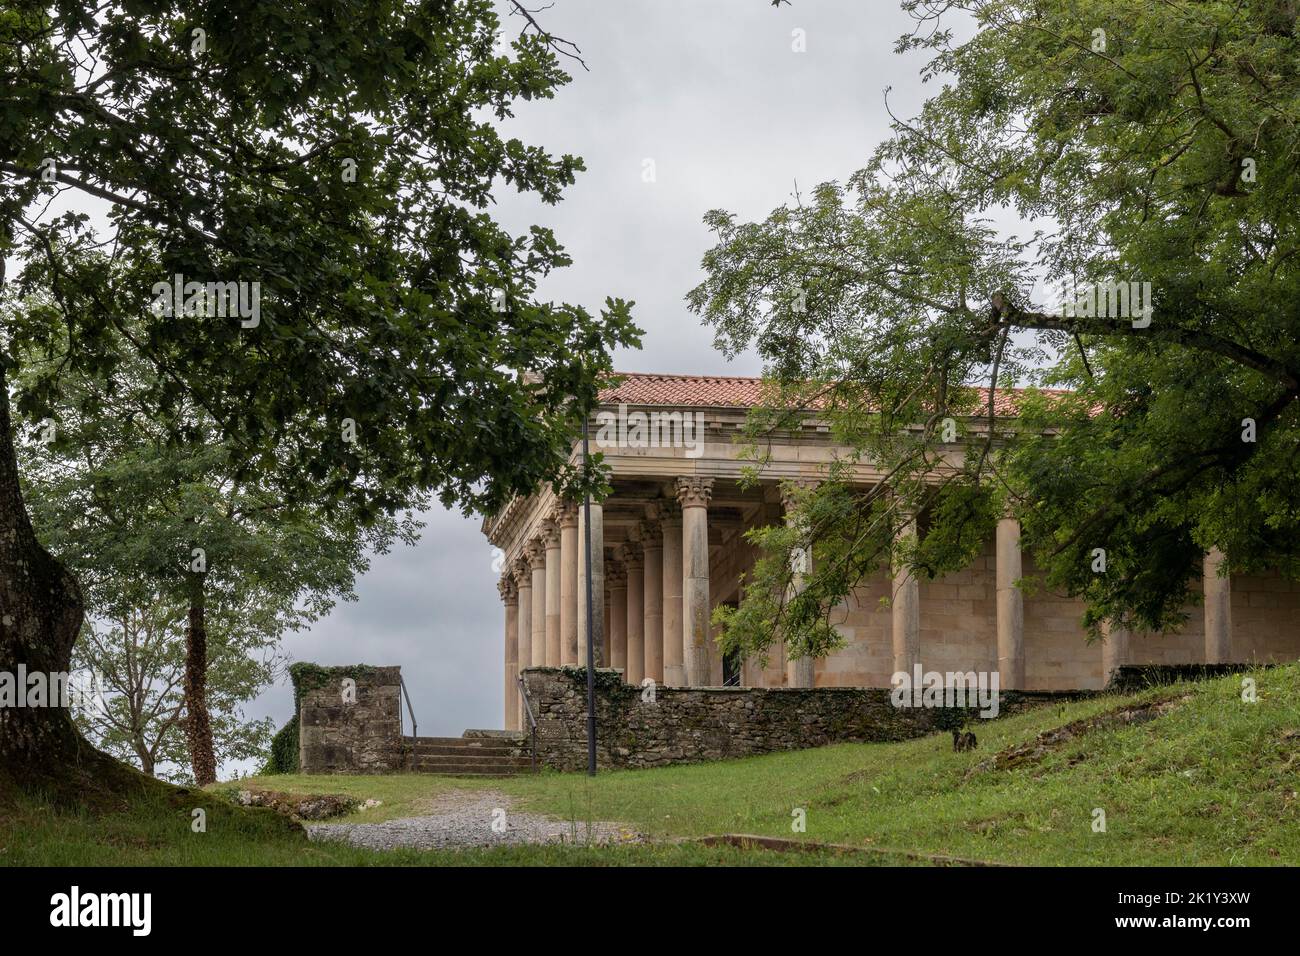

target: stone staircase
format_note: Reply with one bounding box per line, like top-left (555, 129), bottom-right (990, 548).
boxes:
top-left (404, 733), bottom-right (534, 777)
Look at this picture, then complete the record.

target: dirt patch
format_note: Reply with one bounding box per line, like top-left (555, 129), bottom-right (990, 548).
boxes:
top-left (964, 694), bottom-right (1191, 781)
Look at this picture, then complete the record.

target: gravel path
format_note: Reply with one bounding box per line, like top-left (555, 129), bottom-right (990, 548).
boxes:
top-left (304, 789), bottom-right (641, 851)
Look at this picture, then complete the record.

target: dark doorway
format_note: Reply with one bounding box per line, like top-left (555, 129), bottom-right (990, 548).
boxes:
top-left (722, 650), bottom-right (742, 687)
top-left (720, 599), bottom-right (741, 686)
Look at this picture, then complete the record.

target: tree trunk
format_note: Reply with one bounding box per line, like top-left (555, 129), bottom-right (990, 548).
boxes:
top-left (135, 739), bottom-right (155, 777)
top-left (0, 363), bottom-right (88, 770)
top-left (0, 246), bottom-right (153, 803)
top-left (183, 574), bottom-right (217, 786)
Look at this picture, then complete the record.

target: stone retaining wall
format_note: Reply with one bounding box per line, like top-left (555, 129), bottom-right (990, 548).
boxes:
top-left (295, 662), bottom-right (1246, 774)
top-left (521, 666), bottom-right (1089, 772)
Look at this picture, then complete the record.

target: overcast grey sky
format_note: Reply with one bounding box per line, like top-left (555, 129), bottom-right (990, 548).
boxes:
top-left (235, 0), bottom-right (950, 774)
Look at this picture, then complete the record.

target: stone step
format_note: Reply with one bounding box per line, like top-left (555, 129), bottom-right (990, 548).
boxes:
top-left (408, 735), bottom-right (526, 748)
top-left (407, 761), bottom-right (533, 776)
top-left (410, 744), bottom-right (523, 757)
top-left (403, 733), bottom-right (533, 774)
top-left (408, 756), bottom-right (534, 769)
top-left (427, 772), bottom-right (520, 778)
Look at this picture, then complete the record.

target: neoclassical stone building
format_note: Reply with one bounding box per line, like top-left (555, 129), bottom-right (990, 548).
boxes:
top-left (483, 373), bottom-right (1300, 730)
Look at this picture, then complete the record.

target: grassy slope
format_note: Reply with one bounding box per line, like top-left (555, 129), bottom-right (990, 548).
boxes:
top-left (5, 664), bottom-right (1298, 866)
top-left (493, 664), bottom-right (1299, 865)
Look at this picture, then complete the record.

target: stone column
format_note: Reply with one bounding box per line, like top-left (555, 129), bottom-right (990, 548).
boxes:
top-left (660, 503), bottom-right (685, 684)
top-left (603, 590), bottom-right (612, 666)
top-left (622, 541), bottom-right (646, 686)
top-left (891, 508), bottom-right (921, 676)
top-left (782, 481), bottom-right (816, 688)
top-left (662, 509), bottom-right (688, 685)
top-left (558, 501), bottom-right (579, 665)
top-left (512, 558), bottom-right (531, 730)
top-left (607, 560), bottom-right (628, 675)
top-left (996, 511), bottom-right (1025, 690)
top-left (576, 499), bottom-right (605, 667)
top-left (527, 539), bottom-right (547, 668)
top-left (543, 516), bottom-right (563, 666)
top-left (641, 513), bottom-right (665, 683)
top-left (1101, 618), bottom-right (1129, 688)
top-left (1204, 547), bottom-right (1232, 663)
top-left (677, 477), bottom-right (714, 686)
top-left (499, 576), bottom-right (519, 731)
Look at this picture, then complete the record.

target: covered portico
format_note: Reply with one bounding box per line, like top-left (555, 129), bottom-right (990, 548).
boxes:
top-left (483, 373), bottom-right (1255, 730)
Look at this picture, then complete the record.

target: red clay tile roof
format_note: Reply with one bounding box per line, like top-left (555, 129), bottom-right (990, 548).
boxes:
top-left (598, 372), bottom-right (1068, 417)
top-left (599, 373), bottom-right (767, 408)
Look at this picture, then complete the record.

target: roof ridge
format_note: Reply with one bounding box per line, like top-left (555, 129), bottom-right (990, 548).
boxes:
top-left (608, 371), bottom-right (1073, 394)
top-left (609, 371), bottom-right (765, 382)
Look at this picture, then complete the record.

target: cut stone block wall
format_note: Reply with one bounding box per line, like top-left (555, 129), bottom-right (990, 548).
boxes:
top-left (299, 665), bottom-right (405, 774)
top-left (801, 555), bottom-right (1300, 692)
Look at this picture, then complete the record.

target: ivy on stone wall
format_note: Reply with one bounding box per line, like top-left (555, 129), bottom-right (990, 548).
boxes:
top-left (262, 716), bottom-right (299, 774)
top-left (554, 665), bottom-right (627, 692)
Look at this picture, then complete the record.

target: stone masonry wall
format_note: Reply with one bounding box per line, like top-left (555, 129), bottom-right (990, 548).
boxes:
top-left (291, 662), bottom-right (1244, 775)
top-left (299, 665), bottom-right (405, 774)
top-left (522, 665), bottom-right (1086, 772)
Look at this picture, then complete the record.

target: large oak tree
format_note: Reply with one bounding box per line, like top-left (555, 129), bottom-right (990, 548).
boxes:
top-left (0, 0), bottom-right (636, 791)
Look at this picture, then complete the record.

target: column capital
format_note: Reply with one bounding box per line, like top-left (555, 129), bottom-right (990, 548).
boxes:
top-left (553, 500), bottom-right (579, 529)
top-left (511, 556), bottom-right (532, 586)
top-left (675, 476), bottom-right (715, 509)
top-left (778, 477), bottom-right (820, 511)
top-left (620, 540), bottom-right (644, 570)
top-left (525, 537), bottom-right (547, 569)
top-left (541, 517), bottom-right (562, 548)
top-left (635, 518), bottom-right (660, 547)
top-left (644, 500), bottom-right (668, 526)
top-left (607, 560), bottom-right (627, 588)
top-left (893, 503), bottom-right (917, 534)
top-left (498, 575), bottom-right (518, 605)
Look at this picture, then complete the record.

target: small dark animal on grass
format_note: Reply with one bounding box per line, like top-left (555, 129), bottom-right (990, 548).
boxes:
top-left (952, 729), bottom-right (978, 752)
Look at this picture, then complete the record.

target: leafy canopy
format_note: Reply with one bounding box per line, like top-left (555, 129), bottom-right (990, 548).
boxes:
top-left (1, 0), bottom-right (638, 522)
top-left (691, 0), bottom-right (1300, 663)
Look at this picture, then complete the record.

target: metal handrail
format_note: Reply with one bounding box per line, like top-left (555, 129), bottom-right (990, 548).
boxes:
top-left (399, 674), bottom-right (417, 742)
top-left (516, 674), bottom-right (538, 773)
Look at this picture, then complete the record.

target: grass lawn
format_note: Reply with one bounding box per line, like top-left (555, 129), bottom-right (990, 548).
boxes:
top-left (496, 664), bottom-right (1300, 865)
top-left (5, 664), bottom-right (1298, 865)
top-left (0, 792), bottom-right (866, 866)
